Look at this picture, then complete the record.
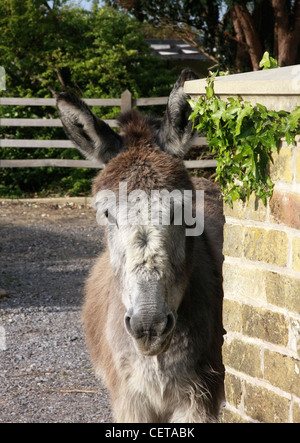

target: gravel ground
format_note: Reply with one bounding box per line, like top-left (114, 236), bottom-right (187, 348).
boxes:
top-left (0, 200), bottom-right (113, 423)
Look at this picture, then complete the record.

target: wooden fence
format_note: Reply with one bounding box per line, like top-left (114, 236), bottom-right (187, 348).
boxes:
top-left (0, 90), bottom-right (216, 169)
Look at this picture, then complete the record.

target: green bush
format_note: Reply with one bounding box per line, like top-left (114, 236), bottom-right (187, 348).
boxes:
top-left (0, 2), bottom-right (176, 197)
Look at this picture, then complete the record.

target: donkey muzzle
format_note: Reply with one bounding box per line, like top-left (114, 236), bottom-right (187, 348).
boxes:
top-left (124, 309), bottom-right (176, 356)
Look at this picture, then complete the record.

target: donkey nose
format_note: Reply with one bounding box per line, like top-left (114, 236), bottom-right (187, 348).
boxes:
top-left (124, 311), bottom-right (175, 341)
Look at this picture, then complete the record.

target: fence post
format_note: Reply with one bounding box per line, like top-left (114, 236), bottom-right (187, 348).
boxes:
top-left (121, 89), bottom-right (132, 113)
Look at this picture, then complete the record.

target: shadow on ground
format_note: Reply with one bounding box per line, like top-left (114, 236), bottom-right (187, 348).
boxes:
top-left (0, 203), bottom-right (112, 423)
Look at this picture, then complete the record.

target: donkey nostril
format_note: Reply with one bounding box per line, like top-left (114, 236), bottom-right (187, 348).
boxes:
top-left (124, 311), bottom-right (176, 340)
top-left (125, 313), bottom-right (148, 339)
top-left (124, 314), bottom-right (132, 335)
top-left (164, 313), bottom-right (176, 336)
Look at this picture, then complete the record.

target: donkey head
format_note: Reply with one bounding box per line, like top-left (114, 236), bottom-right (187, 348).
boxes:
top-left (57, 69), bottom-right (199, 356)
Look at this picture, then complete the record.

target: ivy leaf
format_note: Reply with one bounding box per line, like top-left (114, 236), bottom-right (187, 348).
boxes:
top-left (188, 99), bottom-right (198, 111)
top-left (287, 107), bottom-right (300, 131)
top-left (223, 101), bottom-right (241, 121)
top-left (259, 51), bottom-right (279, 70)
top-left (256, 103), bottom-right (268, 119)
top-left (235, 101), bottom-right (254, 136)
top-left (188, 70), bottom-right (299, 206)
top-left (205, 85), bottom-right (214, 99)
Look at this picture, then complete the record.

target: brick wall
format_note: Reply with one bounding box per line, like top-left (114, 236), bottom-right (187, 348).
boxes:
top-left (222, 136), bottom-right (300, 423)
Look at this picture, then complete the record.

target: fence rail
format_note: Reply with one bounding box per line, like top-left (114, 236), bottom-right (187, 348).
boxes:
top-left (0, 91), bottom-right (215, 169)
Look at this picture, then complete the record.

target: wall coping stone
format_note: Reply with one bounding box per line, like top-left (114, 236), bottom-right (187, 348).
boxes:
top-left (184, 65), bottom-right (300, 112)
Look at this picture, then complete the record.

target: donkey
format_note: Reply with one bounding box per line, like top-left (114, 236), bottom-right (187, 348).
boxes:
top-left (57, 69), bottom-right (225, 423)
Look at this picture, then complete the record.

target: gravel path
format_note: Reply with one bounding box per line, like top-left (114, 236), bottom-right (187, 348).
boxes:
top-left (0, 200), bottom-right (113, 423)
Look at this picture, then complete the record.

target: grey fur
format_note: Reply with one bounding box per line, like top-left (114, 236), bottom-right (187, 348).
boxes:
top-left (156, 68), bottom-right (199, 157)
top-left (57, 91), bottom-right (123, 164)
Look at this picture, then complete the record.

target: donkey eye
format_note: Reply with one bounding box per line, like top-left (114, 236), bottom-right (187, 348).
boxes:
top-left (104, 209), bottom-right (119, 228)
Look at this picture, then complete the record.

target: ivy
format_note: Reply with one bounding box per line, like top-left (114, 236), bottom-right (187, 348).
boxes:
top-left (188, 72), bottom-right (300, 206)
top-left (259, 51), bottom-right (279, 70)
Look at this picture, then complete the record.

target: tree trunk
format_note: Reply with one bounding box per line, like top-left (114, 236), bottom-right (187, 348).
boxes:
top-left (233, 4), bottom-right (263, 71)
top-left (230, 7), bottom-right (250, 71)
top-left (271, 0), bottom-right (300, 66)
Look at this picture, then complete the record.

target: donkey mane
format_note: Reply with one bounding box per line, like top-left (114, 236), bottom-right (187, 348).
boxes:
top-left (118, 110), bottom-right (155, 148)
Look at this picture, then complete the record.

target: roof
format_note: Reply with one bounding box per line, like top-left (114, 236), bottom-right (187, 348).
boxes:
top-left (146, 39), bottom-right (208, 61)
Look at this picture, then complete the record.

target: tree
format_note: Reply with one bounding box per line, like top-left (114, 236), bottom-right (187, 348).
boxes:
top-left (228, 0), bottom-right (300, 70)
top-left (0, 1), bottom-right (176, 197)
top-left (271, 0), bottom-right (300, 66)
top-left (0, 1), bottom-right (175, 99)
top-left (106, 0), bottom-right (300, 72)
top-left (107, 0), bottom-right (221, 65)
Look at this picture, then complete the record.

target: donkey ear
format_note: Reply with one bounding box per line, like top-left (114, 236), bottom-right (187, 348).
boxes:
top-left (158, 69), bottom-right (199, 158)
top-left (57, 91), bottom-right (124, 165)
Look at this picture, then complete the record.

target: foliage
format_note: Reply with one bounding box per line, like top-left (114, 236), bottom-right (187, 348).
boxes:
top-left (259, 51), bottom-right (279, 70)
top-left (0, 1), bottom-right (176, 100)
top-left (107, 0), bottom-right (223, 65)
top-left (107, 0), bottom-right (300, 72)
top-left (0, 2), bottom-right (176, 197)
top-left (189, 72), bottom-right (300, 205)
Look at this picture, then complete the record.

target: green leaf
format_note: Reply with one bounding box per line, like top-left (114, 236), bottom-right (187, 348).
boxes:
top-left (235, 101), bottom-right (254, 136)
top-left (188, 99), bottom-right (197, 111)
top-left (256, 103), bottom-right (268, 119)
top-left (287, 107), bottom-right (300, 132)
top-left (205, 85), bottom-right (214, 99)
top-left (187, 70), bottom-right (299, 207)
top-left (259, 51), bottom-right (279, 70)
